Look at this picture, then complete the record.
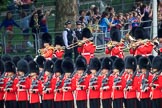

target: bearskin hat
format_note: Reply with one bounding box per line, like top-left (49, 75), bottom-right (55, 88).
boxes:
top-left (89, 57), bottom-right (101, 71)
top-left (61, 57), bottom-right (74, 73)
top-left (99, 57), bottom-right (105, 63)
top-left (42, 33), bottom-right (52, 45)
top-left (133, 27), bottom-right (147, 40)
top-left (29, 61), bottom-right (39, 74)
top-left (35, 56), bottom-right (46, 68)
top-left (82, 28), bottom-right (92, 39)
top-left (4, 61), bottom-right (16, 73)
top-left (51, 57), bottom-right (58, 63)
top-left (110, 29), bottom-right (121, 42)
top-left (44, 60), bottom-right (54, 73)
top-left (152, 56), bottom-right (162, 71)
top-left (138, 57), bottom-right (151, 70)
top-left (113, 58), bottom-right (125, 72)
top-left (158, 29), bottom-right (162, 38)
top-left (0, 60), bottom-right (4, 75)
top-left (75, 55), bottom-right (87, 71)
top-left (148, 55), bottom-right (154, 65)
top-left (12, 55), bottom-right (21, 67)
top-left (54, 36), bottom-right (63, 46)
top-left (110, 56), bottom-right (118, 62)
top-left (1, 54), bottom-right (11, 62)
top-left (24, 55), bottom-right (33, 63)
top-left (135, 55), bottom-right (142, 65)
top-left (101, 57), bottom-right (113, 70)
top-left (125, 56), bottom-right (137, 72)
top-left (17, 59), bottom-right (29, 74)
top-left (54, 59), bottom-right (63, 74)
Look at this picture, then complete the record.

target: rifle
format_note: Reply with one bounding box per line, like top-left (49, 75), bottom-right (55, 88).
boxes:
top-left (63, 68), bottom-right (77, 88)
top-left (0, 72), bottom-right (6, 85)
top-left (89, 69), bottom-right (101, 86)
top-left (78, 68), bottom-right (89, 85)
top-left (141, 69), bottom-right (150, 91)
top-left (125, 70), bottom-right (137, 91)
top-left (43, 73), bottom-right (54, 91)
top-left (151, 70), bottom-right (162, 88)
top-left (101, 70), bottom-right (112, 88)
top-left (113, 69), bottom-right (125, 86)
top-left (5, 74), bottom-right (16, 90)
top-left (55, 73), bottom-right (65, 90)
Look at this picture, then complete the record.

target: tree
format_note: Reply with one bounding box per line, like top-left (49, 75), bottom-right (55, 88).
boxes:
top-left (55, 0), bottom-right (78, 31)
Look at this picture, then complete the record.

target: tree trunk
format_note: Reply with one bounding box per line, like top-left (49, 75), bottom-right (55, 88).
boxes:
top-left (55, 0), bottom-right (78, 31)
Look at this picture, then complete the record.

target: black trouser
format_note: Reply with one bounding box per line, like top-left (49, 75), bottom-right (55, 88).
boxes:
top-left (89, 98), bottom-right (100, 108)
top-left (30, 103), bottom-right (40, 108)
top-left (5, 101), bottom-right (17, 108)
top-left (55, 101), bottom-right (63, 108)
top-left (64, 48), bottom-right (73, 58)
top-left (74, 46), bottom-right (79, 61)
top-left (102, 98), bottom-right (112, 108)
top-left (152, 98), bottom-right (161, 108)
top-left (76, 100), bottom-right (87, 108)
top-left (137, 99), bottom-right (141, 108)
top-left (42, 100), bottom-right (53, 108)
top-left (0, 100), bottom-right (4, 108)
top-left (17, 101), bottom-right (28, 108)
top-left (63, 100), bottom-right (74, 108)
top-left (140, 98), bottom-right (151, 108)
top-left (126, 98), bottom-right (137, 108)
top-left (113, 98), bottom-right (123, 108)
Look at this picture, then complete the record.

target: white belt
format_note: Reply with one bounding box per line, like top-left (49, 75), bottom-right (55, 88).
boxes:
top-left (81, 53), bottom-right (91, 56)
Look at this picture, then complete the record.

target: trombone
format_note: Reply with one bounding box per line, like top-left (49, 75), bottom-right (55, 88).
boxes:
top-left (66, 37), bottom-right (94, 49)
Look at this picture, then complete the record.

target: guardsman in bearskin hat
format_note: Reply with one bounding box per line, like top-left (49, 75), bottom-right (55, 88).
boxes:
top-left (54, 59), bottom-right (64, 108)
top-left (88, 57), bottom-right (101, 108)
top-left (41, 32), bottom-right (55, 60)
top-left (4, 61), bottom-right (18, 108)
top-left (73, 21), bottom-right (83, 61)
top-left (42, 60), bottom-right (56, 108)
top-left (105, 29), bottom-right (124, 59)
top-left (61, 57), bottom-right (76, 108)
top-left (53, 36), bottom-right (64, 59)
top-left (137, 56), bottom-right (152, 108)
top-left (124, 56), bottom-right (138, 108)
top-left (129, 27), bottom-right (154, 56)
top-left (150, 56), bottom-right (162, 108)
top-left (12, 55), bottom-right (21, 68)
top-left (77, 28), bottom-right (96, 64)
top-left (28, 61), bottom-right (42, 108)
top-left (16, 59), bottom-right (30, 108)
top-left (100, 57), bottom-right (113, 108)
top-left (111, 58), bottom-right (125, 108)
top-left (75, 55), bottom-right (88, 108)
top-left (0, 60), bottom-right (5, 108)
top-left (35, 55), bottom-right (46, 73)
top-left (62, 20), bottom-right (74, 58)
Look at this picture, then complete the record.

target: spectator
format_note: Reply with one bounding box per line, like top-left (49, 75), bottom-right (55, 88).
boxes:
top-left (0, 12), bottom-right (22, 52)
top-left (79, 10), bottom-right (90, 25)
top-left (99, 12), bottom-right (111, 32)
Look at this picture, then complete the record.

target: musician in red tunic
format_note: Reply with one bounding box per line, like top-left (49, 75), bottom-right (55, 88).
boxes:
top-left (124, 56), bottom-right (138, 108)
top-left (53, 36), bottom-right (64, 59)
top-left (129, 27), bottom-right (154, 56)
top-left (4, 61), bottom-right (18, 108)
top-left (150, 56), bottom-right (162, 108)
top-left (105, 29), bottom-right (124, 59)
top-left (16, 59), bottom-right (30, 108)
top-left (100, 57), bottom-right (113, 108)
top-left (78, 28), bottom-right (96, 64)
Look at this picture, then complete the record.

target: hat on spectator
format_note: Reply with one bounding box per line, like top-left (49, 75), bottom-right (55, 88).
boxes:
top-left (76, 20), bottom-right (82, 25)
top-left (82, 28), bottom-right (92, 38)
top-left (158, 29), bottom-right (162, 38)
top-left (42, 33), bottom-right (52, 45)
top-left (65, 20), bottom-right (71, 25)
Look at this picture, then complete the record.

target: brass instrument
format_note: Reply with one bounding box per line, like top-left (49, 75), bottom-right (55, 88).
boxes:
top-left (67, 37), bottom-right (94, 49)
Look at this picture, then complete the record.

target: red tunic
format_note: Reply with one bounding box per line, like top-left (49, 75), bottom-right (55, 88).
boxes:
top-left (75, 74), bottom-right (89, 100)
top-left (129, 42), bottom-right (154, 56)
top-left (42, 46), bottom-right (54, 59)
top-left (17, 77), bottom-right (30, 101)
top-left (78, 41), bottom-right (96, 64)
top-left (100, 75), bottom-right (113, 99)
top-left (105, 44), bottom-right (124, 59)
top-left (54, 77), bottom-right (64, 101)
top-left (53, 50), bottom-right (64, 59)
top-left (0, 78), bottom-right (6, 101)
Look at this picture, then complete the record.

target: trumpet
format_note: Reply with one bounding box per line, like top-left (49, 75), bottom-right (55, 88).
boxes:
top-left (67, 37), bottom-right (94, 49)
